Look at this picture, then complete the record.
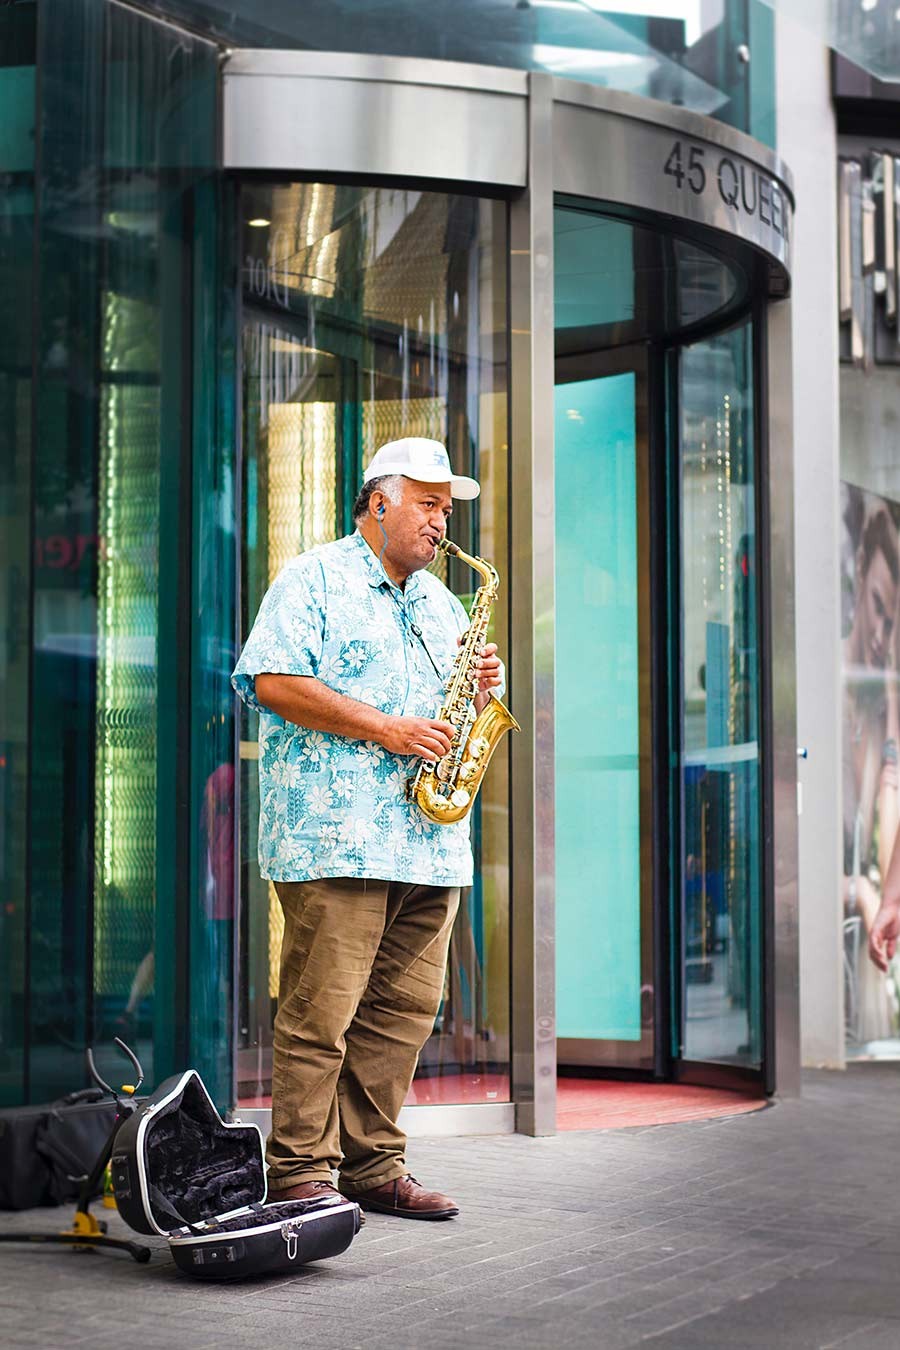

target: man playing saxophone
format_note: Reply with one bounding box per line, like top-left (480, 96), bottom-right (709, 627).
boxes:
top-left (232, 438), bottom-right (504, 1220)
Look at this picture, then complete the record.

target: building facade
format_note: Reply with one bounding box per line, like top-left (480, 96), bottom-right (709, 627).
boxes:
top-left (0, 0), bottom-right (800, 1134)
top-left (782, 20), bottom-right (900, 1073)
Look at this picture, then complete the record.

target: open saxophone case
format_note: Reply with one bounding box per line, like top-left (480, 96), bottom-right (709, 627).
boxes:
top-left (111, 1070), bottom-right (362, 1280)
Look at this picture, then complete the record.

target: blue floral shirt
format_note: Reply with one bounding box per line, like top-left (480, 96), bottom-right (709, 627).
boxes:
top-left (232, 531), bottom-right (475, 887)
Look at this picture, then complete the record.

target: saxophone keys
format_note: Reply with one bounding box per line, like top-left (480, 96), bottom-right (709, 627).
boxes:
top-left (451, 788), bottom-right (471, 809)
top-left (469, 737), bottom-right (489, 760)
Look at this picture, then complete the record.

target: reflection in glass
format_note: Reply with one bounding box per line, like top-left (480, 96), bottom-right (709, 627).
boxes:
top-left (759, 0), bottom-right (900, 84)
top-left (679, 322), bottom-right (762, 1066)
top-left (238, 184), bottom-right (510, 1107)
top-left (27, 0), bottom-right (107, 1100)
top-left (555, 213), bottom-right (636, 336)
top-left (840, 365), bottom-right (900, 505)
top-left (18, 0), bottom-right (220, 1102)
top-left (554, 208), bottom-right (744, 354)
top-left (136, 0), bottom-right (768, 135)
top-left (674, 240), bottom-right (741, 330)
top-left (0, 1), bottom-right (35, 1105)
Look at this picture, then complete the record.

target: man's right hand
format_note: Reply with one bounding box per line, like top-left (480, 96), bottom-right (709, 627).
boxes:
top-left (253, 674), bottom-right (455, 761)
top-left (378, 715), bottom-right (454, 761)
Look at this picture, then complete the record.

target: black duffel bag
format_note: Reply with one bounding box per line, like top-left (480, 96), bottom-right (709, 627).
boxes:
top-left (0, 1089), bottom-right (117, 1210)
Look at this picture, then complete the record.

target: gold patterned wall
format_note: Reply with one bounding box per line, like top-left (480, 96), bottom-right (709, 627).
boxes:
top-left (264, 391), bottom-right (337, 995)
top-left (361, 396), bottom-right (445, 465)
top-left (94, 292), bottom-right (159, 998)
top-left (266, 402), bottom-right (337, 569)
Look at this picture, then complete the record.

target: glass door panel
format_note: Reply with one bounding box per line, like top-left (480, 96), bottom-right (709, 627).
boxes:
top-left (236, 183), bottom-right (510, 1108)
top-left (554, 357), bottom-right (655, 1070)
top-left (238, 319), bottom-right (341, 1102)
top-left (677, 321), bottom-right (763, 1069)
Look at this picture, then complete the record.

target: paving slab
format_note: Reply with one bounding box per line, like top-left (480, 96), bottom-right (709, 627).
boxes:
top-left (2, 1067), bottom-right (900, 1349)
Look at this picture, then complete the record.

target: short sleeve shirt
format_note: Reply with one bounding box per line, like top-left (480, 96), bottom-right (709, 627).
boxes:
top-left (231, 531), bottom-right (474, 887)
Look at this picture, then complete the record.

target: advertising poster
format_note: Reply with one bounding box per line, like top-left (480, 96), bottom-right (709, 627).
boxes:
top-left (842, 481), bottom-right (900, 1055)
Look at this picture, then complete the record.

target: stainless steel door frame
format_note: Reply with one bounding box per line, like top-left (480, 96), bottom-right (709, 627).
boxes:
top-left (508, 73), bottom-right (557, 1137)
top-left (764, 298), bottom-right (801, 1097)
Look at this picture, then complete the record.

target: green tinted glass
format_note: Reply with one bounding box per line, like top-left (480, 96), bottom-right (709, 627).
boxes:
top-left (25, 0), bottom-right (223, 1104)
top-left (134, 0), bottom-right (771, 137)
top-left (678, 321), bottom-right (762, 1067)
top-left (0, 1), bottom-right (35, 1107)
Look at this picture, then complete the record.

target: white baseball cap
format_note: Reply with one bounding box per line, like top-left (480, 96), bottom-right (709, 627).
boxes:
top-left (363, 437), bottom-right (480, 500)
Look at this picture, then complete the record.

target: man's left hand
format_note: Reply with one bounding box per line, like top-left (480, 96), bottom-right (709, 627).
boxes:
top-left (458, 638), bottom-right (502, 694)
top-left (476, 642), bottom-right (502, 694)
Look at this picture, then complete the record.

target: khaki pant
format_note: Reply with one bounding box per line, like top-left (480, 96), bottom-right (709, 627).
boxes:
top-left (266, 877), bottom-right (460, 1194)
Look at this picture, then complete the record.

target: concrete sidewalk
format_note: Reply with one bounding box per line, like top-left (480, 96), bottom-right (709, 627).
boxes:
top-left (2, 1066), bottom-right (900, 1350)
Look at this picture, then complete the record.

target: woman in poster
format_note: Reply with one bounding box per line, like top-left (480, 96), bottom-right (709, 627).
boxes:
top-left (842, 485), bottom-right (900, 1044)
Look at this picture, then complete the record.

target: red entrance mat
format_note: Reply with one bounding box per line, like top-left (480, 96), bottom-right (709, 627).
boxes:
top-left (239, 1077), bottom-right (766, 1130)
top-left (557, 1078), bottom-right (767, 1131)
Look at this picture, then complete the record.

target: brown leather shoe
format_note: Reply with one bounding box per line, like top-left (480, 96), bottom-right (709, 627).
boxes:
top-left (272, 1179), bottom-right (344, 1206)
top-left (342, 1174), bottom-right (459, 1220)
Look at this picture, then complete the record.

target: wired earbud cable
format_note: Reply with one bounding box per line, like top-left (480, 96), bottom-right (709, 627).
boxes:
top-left (375, 510), bottom-right (446, 682)
top-left (377, 512), bottom-right (390, 571)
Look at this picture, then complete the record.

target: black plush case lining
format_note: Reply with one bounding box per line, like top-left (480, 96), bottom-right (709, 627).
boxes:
top-left (143, 1075), bottom-right (264, 1228)
top-left (111, 1071), bottom-right (265, 1236)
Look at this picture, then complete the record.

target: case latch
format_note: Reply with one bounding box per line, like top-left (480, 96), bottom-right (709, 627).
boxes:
top-left (281, 1221), bottom-right (302, 1261)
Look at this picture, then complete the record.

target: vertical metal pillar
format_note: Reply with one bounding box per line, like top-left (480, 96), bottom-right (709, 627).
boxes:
top-left (509, 73), bottom-right (557, 1135)
top-left (765, 297), bottom-right (802, 1096)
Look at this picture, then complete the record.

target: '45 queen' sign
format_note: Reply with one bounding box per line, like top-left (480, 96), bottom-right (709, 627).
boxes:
top-left (663, 139), bottom-right (791, 245)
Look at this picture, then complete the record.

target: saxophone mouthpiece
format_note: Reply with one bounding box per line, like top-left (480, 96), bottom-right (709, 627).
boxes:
top-left (438, 537), bottom-right (460, 557)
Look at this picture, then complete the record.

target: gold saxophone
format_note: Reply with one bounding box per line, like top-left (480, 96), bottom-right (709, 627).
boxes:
top-left (409, 537), bottom-right (519, 824)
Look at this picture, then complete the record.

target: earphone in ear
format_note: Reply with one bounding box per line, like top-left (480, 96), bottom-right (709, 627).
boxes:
top-left (377, 504), bottom-right (386, 519)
